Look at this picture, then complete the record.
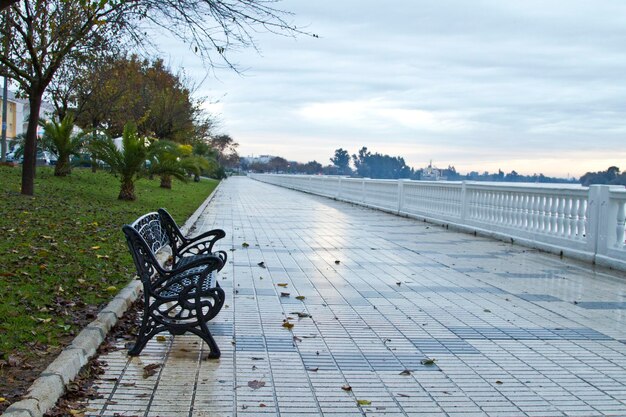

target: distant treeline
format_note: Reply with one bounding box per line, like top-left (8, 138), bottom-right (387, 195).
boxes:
top-left (579, 166), bottom-right (626, 186)
top-left (241, 147), bottom-right (624, 186)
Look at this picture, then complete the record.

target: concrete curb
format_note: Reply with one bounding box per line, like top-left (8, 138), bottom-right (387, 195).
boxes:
top-left (1, 281), bottom-right (142, 417)
top-left (1, 180), bottom-right (223, 417)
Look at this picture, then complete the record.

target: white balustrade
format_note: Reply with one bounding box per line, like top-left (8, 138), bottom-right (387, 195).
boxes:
top-left (249, 174), bottom-right (626, 271)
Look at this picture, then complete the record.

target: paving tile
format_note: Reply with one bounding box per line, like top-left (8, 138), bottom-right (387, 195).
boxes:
top-left (85, 177), bottom-right (626, 416)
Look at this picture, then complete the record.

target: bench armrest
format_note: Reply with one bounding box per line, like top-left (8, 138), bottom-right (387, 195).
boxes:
top-left (177, 229), bottom-right (226, 257)
top-left (158, 208), bottom-right (226, 258)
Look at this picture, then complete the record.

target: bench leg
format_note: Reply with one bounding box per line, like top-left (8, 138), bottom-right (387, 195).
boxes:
top-left (190, 286), bottom-right (224, 358)
top-left (128, 314), bottom-right (163, 356)
top-left (190, 321), bottom-right (221, 359)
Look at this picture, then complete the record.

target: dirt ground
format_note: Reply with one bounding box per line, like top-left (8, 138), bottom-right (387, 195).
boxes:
top-left (0, 299), bottom-right (142, 415)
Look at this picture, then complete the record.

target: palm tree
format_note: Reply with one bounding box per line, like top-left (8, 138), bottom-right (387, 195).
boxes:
top-left (89, 122), bottom-right (148, 200)
top-left (182, 154), bottom-right (216, 182)
top-left (191, 141), bottom-right (220, 181)
top-left (147, 140), bottom-right (189, 189)
top-left (40, 115), bottom-right (85, 176)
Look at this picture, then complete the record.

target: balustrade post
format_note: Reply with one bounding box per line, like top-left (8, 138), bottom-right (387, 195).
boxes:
top-left (460, 181), bottom-right (468, 221)
top-left (615, 200), bottom-right (626, 249)
top-left (361, 179), bottom-right (366, 204)
top-left (587, 185), bottom-right (611, 256)
top-left (397, 180), bottom-right (405, 214)
top-left (576, 199), bottom-right (586, 241)
top-left (337, 177), bottom-right (342, 199)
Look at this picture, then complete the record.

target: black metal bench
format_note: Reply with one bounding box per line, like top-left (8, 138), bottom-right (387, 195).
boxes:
top-left (122, 209), bottom-right (228, 358)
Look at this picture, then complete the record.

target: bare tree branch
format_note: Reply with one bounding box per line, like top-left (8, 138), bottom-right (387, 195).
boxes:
top-left (0, 0), bottom-right (18, 12)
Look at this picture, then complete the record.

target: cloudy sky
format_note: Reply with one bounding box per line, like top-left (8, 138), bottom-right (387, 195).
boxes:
top-left (162, 0), bottom-right (626, 178)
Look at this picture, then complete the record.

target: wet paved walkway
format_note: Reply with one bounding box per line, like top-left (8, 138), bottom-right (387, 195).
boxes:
top-left (87, 177), bottom-right (626, 417)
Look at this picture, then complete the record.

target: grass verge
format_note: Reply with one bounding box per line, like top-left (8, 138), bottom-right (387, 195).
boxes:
top-left (0, 165), bottom-right (218, 405)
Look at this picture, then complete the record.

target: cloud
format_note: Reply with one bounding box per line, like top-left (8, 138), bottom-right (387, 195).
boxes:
top-left (297, 98), bottom-right (480, 133)
top-left (156, 0), bottom-right (626, 177)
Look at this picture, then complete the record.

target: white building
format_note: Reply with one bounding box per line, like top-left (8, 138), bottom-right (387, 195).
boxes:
top-left (421, 160), bottom-right (447, 181)
top-left (21, 97), bottom-right (55, 139)
top-left (241, 155), bottom-right (276, 165)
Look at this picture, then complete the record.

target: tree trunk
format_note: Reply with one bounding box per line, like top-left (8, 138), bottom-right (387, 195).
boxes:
top-left (194, 174), bottom-right (200, 182)
top-left (21, 91), bottom-right (43, 195)
top-left (54, 155), bottom-right (71, 176)
top-left (118, 178), bottom-right (136, 200)
top-left (91, 127), bottom-right (98, 172)
top-left (160, 174), bottom-right (172, 189)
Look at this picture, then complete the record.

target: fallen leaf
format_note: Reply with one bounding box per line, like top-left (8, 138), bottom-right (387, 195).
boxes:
top-left (259, 403), bottom-right (266, 407)
top-left (247, 380), bottom-right (265, 390)
top-left (0, 397), bottom-right (6, 403)
top-left (242, 242), bottom-right (249, 248)
top-left (32, 317), bottom-right (52, 324)
top-left (280, 292), bottom-right (290, 297)
top-left (483, 309), bottom-right (491, 313)
top-left (421, 358), bottom-right (436, 365)
top-left (276, 283), bottom-right (288, 287)
top-left (341, 384), bottom-right (352, 391)
top-left (335, 260), bottom-right (340, 264)
top-left (257, 261), bottom-right (266, 268)
top-left (143, 363), bottom-right (161, 378)
top-left (495, 380), bottom-right (503, 385)
top-left (399, 369), bottom-right (412, 375)
top-left (251, 357), bottom-right (264, 360)
top-left (295, 295), bottom-right (306, 301)
top-left (396, 281), bottom-right (401, 286)
top-left (105, 286), bottom-right (118, 293)
top-left (282, 322), bottom-right (294, 330)
top-left (290, 311), bottom-right (311, 318)
top-left (156, 335), bottom-right (167, 342)
top-left (293, 335), bottom-right (302, 342)
top-left (90, 246), bottom-right (101, 250)
top-left (396, 393), bottom-right (410, 398)
top-left (307, 367), bottom-right (319, 372)
top-left (357, 399), bottom-right (371, 406)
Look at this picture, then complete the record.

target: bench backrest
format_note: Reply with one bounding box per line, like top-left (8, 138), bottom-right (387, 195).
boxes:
top-left (130, 212), bottom-right (171, 255)
top-left (122, 222), bottom-right (164, 287)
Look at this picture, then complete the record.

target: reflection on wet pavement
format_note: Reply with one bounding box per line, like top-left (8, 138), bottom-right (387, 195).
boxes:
top-left (86, 177), bottom-right (626, 417)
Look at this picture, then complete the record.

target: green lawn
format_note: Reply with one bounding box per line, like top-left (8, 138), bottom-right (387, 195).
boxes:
top-left (0, 166), bottom-right (219, 356)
